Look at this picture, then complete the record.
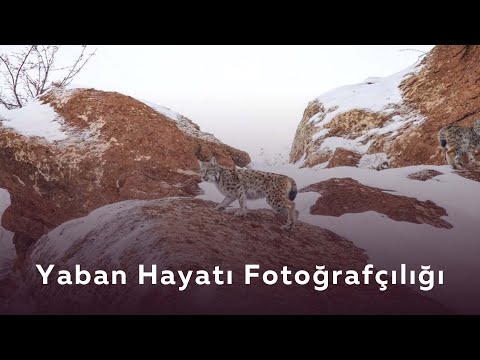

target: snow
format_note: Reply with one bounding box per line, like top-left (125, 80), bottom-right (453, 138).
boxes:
top-left (0, 99), bottom-right (68, 141)
top-left (303, 60), bottom-right (426, 158)
top-left (0, 189), bottom-right (15, 281)
top-left (363, 77), bottom-right (383, 84)
top-left (141, 99), bottom-right (222, 144)
top-left (310, 61), bottom-right (423, 127)
top-left (30, 200), bottom-right (151, 263)
top-left (358, 153), bottom-right (389, 170)
top-left (142, 100), bottom-right (182, 121)
top-left (312, 128), bottom-right (330, 141)
top-left (0, 87), bottom-right (220, 147)
top-left (8, 135), bottom-right (480, 313)
top-left (319, 136), bottom-right (373, 154)
top-left (196, 150), bottom-right (480, 314)
top-left (28, 197), bottom-right (202, 270)
top-left (2, 62), bottom-right (478, 313)
top-left (249, 146), bottom-right (290, 168)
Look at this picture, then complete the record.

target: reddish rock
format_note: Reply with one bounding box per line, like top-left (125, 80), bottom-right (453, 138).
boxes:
top-left (326, 148), bottom-right (362, 168)
top-left (0, 88), bottom-right (250, 257)
top-left (302, 178), bottom-right (452, 229)
top-left (407, 169), bottom-right (443, 181)
top-left (390, 45), bottom-right (480, 167)
top-left (6, 198), bottom-right (447, 314)
top-left (289, 100), bottom-right (327, 167)
top-left (455, 169), bottom-right (480, 182)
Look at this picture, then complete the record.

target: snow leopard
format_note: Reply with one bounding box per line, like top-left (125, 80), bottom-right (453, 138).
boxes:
top-left (438, 119), bottom-right (480, 169)
top-left (198, 157), bottom-right (299, 231)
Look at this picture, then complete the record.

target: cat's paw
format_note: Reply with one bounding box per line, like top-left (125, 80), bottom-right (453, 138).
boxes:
top-left (235, 210), bottom-right (247, 217)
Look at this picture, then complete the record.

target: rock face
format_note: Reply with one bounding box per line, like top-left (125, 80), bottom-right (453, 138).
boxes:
top-left (326, 148), bottom-right (361, 168)
top-left (454, 169), bottom-right (480, 182)
top-left (0, 88), bottom-right (250, 257)
top-left (290, 45), bottom-right (480, 169)
top-left (302, 178), bottom-right (452, 229)
top-left (407, 169), bottom-right (444, 181)
top-left (6, 198), bottom-right (447, 314)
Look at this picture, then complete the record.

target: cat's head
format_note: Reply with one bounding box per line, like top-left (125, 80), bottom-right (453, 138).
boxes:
top-left (198, 157), bottom-right (221, 182)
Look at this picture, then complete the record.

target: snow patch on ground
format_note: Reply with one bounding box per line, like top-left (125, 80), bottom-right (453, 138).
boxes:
top-left (249, 146), bottom-right (290, 168)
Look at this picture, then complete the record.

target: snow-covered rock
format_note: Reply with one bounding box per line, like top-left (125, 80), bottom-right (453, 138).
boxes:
top-left (290, 45), bottom-right (480, 168)
top-left (358, 153), bottom-right (389, 170)
top-left (0, 87), bottom-right (250, 257)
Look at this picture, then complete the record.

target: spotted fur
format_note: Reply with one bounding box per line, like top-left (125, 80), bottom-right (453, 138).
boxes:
top-left (438, 120), bottom-right (480, 169)
top-left (198, 158), bottom-right (298, 231)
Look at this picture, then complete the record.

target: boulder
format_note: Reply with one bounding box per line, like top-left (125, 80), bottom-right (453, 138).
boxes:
top-left (0, 88), bottom-right (250, 257)
top-left (326, 148), bottom-right (362, 168)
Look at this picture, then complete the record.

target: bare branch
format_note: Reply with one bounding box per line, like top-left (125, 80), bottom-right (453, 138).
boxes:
top-left (0, 55), bottom-right (17, 89)
top-left (0, 45), bottom-right (96, 109)
top-left (21, 69), bottom-right (36, 99)
top-left (58, 46), bottom-right (97, 87)
top-left (399, 48), bottom-right (429, 62)
top-left (399, 48), bottom-right (427, 55)
top-left (0, 97), bottom-right (18, 110)
top-left (0, 56), bottom-right (19, 108)
top-left (11, 46), bottom-right (35, 107)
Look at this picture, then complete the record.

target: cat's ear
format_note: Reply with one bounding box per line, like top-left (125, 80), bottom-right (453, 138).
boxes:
top-left (210, 157), bottom-right (218, 165)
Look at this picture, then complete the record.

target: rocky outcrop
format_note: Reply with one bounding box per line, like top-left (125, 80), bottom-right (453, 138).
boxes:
top-left (454, 169), bottom-right (480, 182)
top-left (326, 148), bottom-right (361, 168)
top-left (5, 198), bottom-right (447, 314)
top-left (0, 88), bottom-right (250, 257)
top-left (302, 178), bottom-right (452, 229)
top-left (291, 45), bottom-right (480, 169)
top-left (289, 100), bottom-right (325, 167)
top-left (407, 169), bottom-right (443, 181)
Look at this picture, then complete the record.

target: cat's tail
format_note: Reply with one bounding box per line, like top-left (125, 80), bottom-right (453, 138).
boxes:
top-left (288, 179), bottom-right (297, 201)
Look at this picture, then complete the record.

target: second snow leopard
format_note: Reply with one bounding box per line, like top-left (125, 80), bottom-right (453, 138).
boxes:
top-left (438, 119), bottom-right (480, 169)
top-left (198, 158), bottom-right (299, 231)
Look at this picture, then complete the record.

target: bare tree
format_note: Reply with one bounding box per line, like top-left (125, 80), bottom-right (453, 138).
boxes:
top-left (0, 45), bottom-right (96, 110)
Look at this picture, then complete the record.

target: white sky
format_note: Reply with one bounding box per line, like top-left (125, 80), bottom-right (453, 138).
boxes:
top-left (0, 45), bottom-right (434, 155)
